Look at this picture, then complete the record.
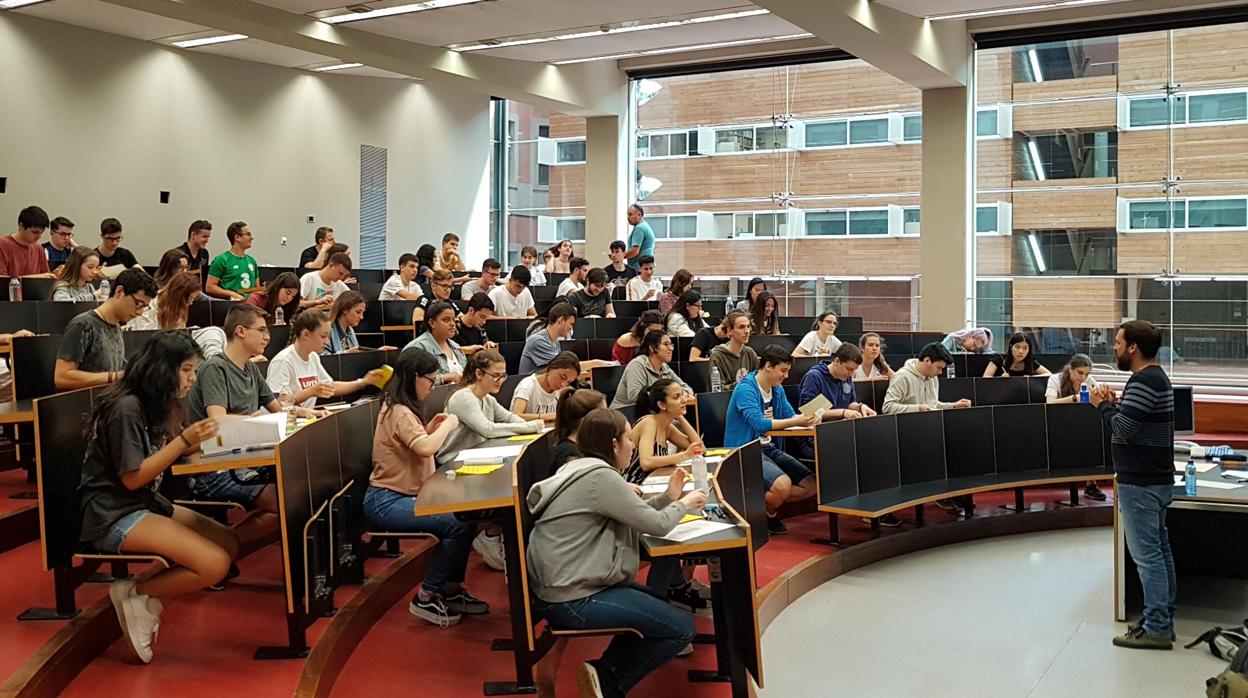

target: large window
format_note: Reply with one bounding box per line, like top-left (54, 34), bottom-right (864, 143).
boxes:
top-left (502, 104), bottom-right (586, 266)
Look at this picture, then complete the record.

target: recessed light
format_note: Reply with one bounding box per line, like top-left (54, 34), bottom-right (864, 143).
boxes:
top-left (172, 34), bottom-right (249, 49)
top-left (453, 9), bottom-right (771, 52)
top-left (321, 0), bottom-right (487, 24)
top-left (551, 33), bottom-right (812, 65)
top-left (312, 63), bottom-right (365, 72)
top-left (927, 0), bottom-right (1121, 21)
top-left (0, 0), bottom-right (52, 9)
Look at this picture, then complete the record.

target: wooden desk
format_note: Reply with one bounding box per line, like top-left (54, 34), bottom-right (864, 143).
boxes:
top-left (765, 427), bottom-right (813, 438)
top-left (172, 448), bottom-right (277, 476)
top-left (0, 399), bottom-right (35, 425)
top-left (414, 438), bottom-right (518, 516)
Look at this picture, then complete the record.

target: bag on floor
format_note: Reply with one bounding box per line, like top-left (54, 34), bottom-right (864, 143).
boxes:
top-left (1205, 624), bottom-right (1248, 698)
top-left (1188, 622), bottom-right (1248, 661)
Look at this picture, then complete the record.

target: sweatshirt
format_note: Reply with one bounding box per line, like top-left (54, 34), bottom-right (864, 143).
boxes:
top-left (610, 356), bottom-right (691, 409)
top-left (437, 389), bottom-right (540, 465)
top-left (798, 361), bottom-right (857, 410)
top-left (526, 457), bottom-right (686, 603)
top-left (1098, 365), bottom-right (1174, 486)
top-left (724, 370), bottom-right (795, 448)
top-left (881, 358), bottom-right (954, 414)
top-left (708, 343), bottom-right (759, 392)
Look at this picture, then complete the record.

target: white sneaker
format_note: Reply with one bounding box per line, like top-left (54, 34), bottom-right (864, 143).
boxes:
top-left (109, 580), bottom-right (161, 663)
top-left (473, 531), bottom-right (506, 572)
top-left (689, 577), bottom-right (712, 600)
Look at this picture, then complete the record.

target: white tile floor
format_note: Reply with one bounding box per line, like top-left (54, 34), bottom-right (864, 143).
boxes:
top-left (758, 528), bottom-right (1233, 697)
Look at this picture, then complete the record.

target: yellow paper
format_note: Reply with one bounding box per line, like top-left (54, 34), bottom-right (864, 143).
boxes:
top-left (679, 514), bottom-right (703, 524)
top-left (508, 434), bottom-right (541, 442)
top-left (704, 448), bottom-right (731, 457)
top-left (456, 464), bottom-right (504, 475)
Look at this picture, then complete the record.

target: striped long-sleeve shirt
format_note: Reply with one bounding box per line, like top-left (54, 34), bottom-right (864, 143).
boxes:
top-left (1098, 365), bottom-right (1174, 486)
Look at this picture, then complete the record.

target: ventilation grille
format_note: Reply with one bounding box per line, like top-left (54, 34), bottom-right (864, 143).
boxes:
top-left (359, 144), bottom-right (387, 268)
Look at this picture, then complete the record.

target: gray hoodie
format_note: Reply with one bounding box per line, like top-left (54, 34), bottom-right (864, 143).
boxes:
top-left (526, 457), bottom-right (686, 603)
top-left (881, 358), bottom-right (954, 414)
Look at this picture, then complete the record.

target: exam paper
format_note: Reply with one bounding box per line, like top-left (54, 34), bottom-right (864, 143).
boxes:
top-left (456, 444), bottom-right (524, 462)
top-left (202, 412), bottom-right (285, 456)
top-left (799, 393), bottom-right (832, 417)
top-left (656, 519), bottom-right (737, 543)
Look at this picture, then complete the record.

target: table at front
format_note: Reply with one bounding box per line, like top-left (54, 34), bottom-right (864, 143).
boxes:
top-left (0, 398), bottom-right (34, 425)
top-left (172, 448), bottom-right (277, 477)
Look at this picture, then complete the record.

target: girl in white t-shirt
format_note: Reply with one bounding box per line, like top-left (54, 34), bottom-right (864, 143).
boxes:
top-left (794, 312), bottom-right (843, 358)
top-left (1045, 353), bottom-right (1106, 501)
top-left (267, 310), bottom-right (385, 408)
top-left (510, 351), bottom-right (581, 422)
top-left (853, 332), bottom-right (895, 381)
top-left (521, 246), bottom-right (546, 287)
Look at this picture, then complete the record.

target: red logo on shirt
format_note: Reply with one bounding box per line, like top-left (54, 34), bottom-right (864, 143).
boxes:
top-left (298, 376), bottom-right (319, 390)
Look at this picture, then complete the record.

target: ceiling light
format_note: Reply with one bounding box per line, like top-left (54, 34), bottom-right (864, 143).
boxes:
top-left (1027, 48), bottom-right (1044, 82)
top-left (1027, 234), bottom-right (1047, 273)
top-left (322, 0), bottom-right (487, 24)
top-left (0, 0), bottom-right (51, 8)
top-left (172, 34), bottom-right (248, 49)
top-left (1026, 139), bottom-right (1047, 181)
top-left (551, 33), bottom-right (813, 65)
top-left (313, 62), bottom-right (364, 72)
top-left (453, 9), bottom-right (770, 52)
top-left (928, 0), bottom-right (1120, 21)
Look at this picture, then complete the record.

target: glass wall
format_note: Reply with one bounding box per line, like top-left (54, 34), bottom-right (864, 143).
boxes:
top-left (502, 103), bottom-right (587, 267)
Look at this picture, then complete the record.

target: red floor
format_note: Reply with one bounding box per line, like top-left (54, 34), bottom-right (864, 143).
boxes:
top-left (0, 465), bottom-right (37, 518)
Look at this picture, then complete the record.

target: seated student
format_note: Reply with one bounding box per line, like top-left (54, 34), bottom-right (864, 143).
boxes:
top-left (855, 332), bottom-right (895, 380)
top-left (129, 272), bottom-right (227, 356)
top-left (454, 293), bottom-right (498, 353)
top-left (78, 331), bottom-right (239, 664)
top-left (460, 258), bottom-right (501, 300)
top-left (566, 268), bottom-right (616, 319)
top-left (436, 349), bottom-right (543, 466)
top-left (708, 311), bottom-right (758, 391)
top-left (0, 329), bottom-right (36, 402)
top-left (297, 226), bottom-right (336, 277)
top-left (299, 252), bottom-right (353, 309)
top-left (380, 253), bottom-right (424, 301)
top-left (94, 217), bottom-right (142, 275)
top-left (665, 291), bottom-right (706, 338)
top-left (1, 205), bottom-right (54, 278)
top-left (984, 332), bottom-right (1051, 377)
top-left (613, 310), bottom-right (664, 365)
top-left (521, 246), bottom-right (546, 287)
top-left (749, 291), bottom-right (780, 337)
top-left (519, 302), bottom-right (576, 374)
top-left (244, 271), bottom-right (302, 323)
top-left (882, 342), bottom-right (972, 414)
top-left (799, 343), bottom-right (877, 421)
top-left (412, 269), bottom-right (455, 324)
top-left (1047, 353), bottom-right (1106, 502)
top-left (604, 240), bottom-right (638, 287)
top-left (794, 312), bottom-right (843, 357)
top-left (511, 351), bottom-right (581, 422)
top-left (50, 246), bottom-right (102, 301)
top-left (267, 309), bottom-right (384, 408)
top-left (548, 388), bottom-right (609, 473)
top-left (488, 265), bottom-right (536, 318)
top-left (724, 346), bottom-right (820, 534)
top-left (556, 257), bottom-right (589, 298)
top-left (415, 244), bottom-right (437, 296)
top-left (364, 347), bottom-right (489, 627)
top-left (689, 315), bottom-right (730, 361)
top-left (43, 215), bottom-right (76, 274)
top-left (327, 291), bottom-right (394, 354)
top-left (611, 331), bottom-right (692, 409)
top-left (55, 269), bottom-right (158, 391)
top-left (153, 249), bottom-right (189, 289)
top-left (435, 233), bottom-right (470, 285)
top-left (735, 277), bottom-right (766, 313)
top-left (405, 301), bottom-right (467, 384)
top-left (545, 239), bottom-right (573, 274)
top-left (205, 222), bottom-right (259, 300)
top-left (658, 268), bottom-right (693, 316)
top-left (626, 254), bottom-right (663, 301)
top-left (626, 379), bottom-right (703, 484)
top-left (526, 408), bottom-right (706, 698)
top-left (941, 327), bottom-right (993, 354)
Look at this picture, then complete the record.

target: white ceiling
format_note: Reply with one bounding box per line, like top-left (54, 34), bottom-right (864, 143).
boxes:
top-left (17, 0), bottom-right (207, 41)
top-left (875, 0), bottom-right (1133, 16)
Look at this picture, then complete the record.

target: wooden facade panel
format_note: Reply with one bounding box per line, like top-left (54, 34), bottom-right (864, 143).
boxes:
top-left (1012, 97), bottom-right (1117, 133)
top-left (1120, 232), bottom-right (1248, 275)
top-left (547, 165), bottom-right (585, 210)
top-left (976, 139), bottom-right (1013, 191)
top-left (976, 49), bottom-right (1014, 104)
top-left (1011, 188), bottom-right (1117, 229)
top-left (1012, 277), bottom-right (1120, 326)
top-left (1117, 233), bottom-right (1169, 275)
top-left (976, 235), bottom-right (1013, 276)
top-left (547, 114), bottom-right (586, 139)
top-left (1117, 33), bottom-right (1171, 94)
top-left (1012, 75), bottom-right (1121, 103)
top-left (1119, 126), bottom-right (1248, 184)
top-left (654, 237), bottom-right (920, 276)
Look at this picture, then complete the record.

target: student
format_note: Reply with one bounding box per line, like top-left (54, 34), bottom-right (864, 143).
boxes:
top-left (1090, 320), bottom-right (1175, 650)
top-left (566, 268), bottom-right (616, 319)
top-left (611, 331), bottom-right (692, 409)
top-left (855, 332), bottom-right (895, 380)
top-left (405, 300), bottom-right (467, 383)
top-left (95, 217), bottom-right (141, 273)
top-left (942, 327), bottom-right (993, 354)
top-left (415, 244), bottom-right (437, 296)
top-left (708, 311), bottom-right (758, 391)
top-left (179, 220), bottom-right (213, 288)
top-left (549, 388), bottom-right (608, 471)
top-left (665, 290), bottom-right (705, 338)
top-left (460, 258), bottom-right (501, 300)
top-left (412, 269), bottom-right (454, 324)
top-left (749, 291), bottom-right (780, 337)
top-left (724, 346), bottom-right (819, 533)
top-left (299, 252), bottom-right (353, 308)
top-left (658, 269), bottom-right (693, 316)
top-left (205, 222), bottom-right (259, 300)
top-left (799, 343), bottom-right (877, 421)
top-left (454, 293), bottom-right (497, 353)
top-left (984, 332), bottom-right (1051, 377)
top-left (489, 265), bottom-right (536, 318)
top-left (689, 316), bottom-right (730, 362)
top-left (245, 271), bottom-right (301, 323)
top-left (55, 269), bottom-right (158, 391)
top-left (735, 277), bottom-right (766, 312)
top-left (520, 303), bottom-right (576, 374)
top-left (327, 291), bottom-right (390, 355)
top-left (128, 273), bottom-right (226, 358)
top-left (1047, 353), bottom-right (1106, 502)
top-left (624, 204), bottom-right (656, 269)
top-left (626, 255), bottom-right (663, 301)
top-left (545, 239), bottom-right (573, 274)
top-left (380, 253), bottom-right (424, 301)
top-left (267, 310), bottom-right (384, 408)
top-left (520, 245), bottom-right (546, 287)
top-left (556, 257), bottom-right (589, 298)
top-left (43, 216), bottom-right (76, 272)
top-left (511, 351), bottom-right (581, 422)
top-left (50, 246), bottom-right (101, 301)
top-left (1, 205), bottom-right (54, 278)
top-left (612, 310), bottom-right (663, 365)
top-left (627, 378), bottom-right (703, 484)
top-left (78, 331), bottom-right (239, 664)
top-left (794, 312), bottom-right (843, 357)
top-left (605, 240), bottom-right (638, 286)
top-left (298, 226), bottom-right (336, 277)
top-left (437, 349), bottom-right (543, 466)
top-left (435, 233), bottom-right (467, 280)
top-left (882, 343), bottom-right (972, 414)
top-left (526, 409), bottom-right (705, 698)
top-left (364, 347), bottom-right (487, 626)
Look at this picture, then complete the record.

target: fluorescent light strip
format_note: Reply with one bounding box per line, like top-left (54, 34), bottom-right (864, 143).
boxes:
top-left (313, 62), bottom-right (364, 72)
top-left (322, 0), bottom-right (485, 24)
top-left (1026, 139), bottom-right (1047, 181)
top-left (552, 33), bottom-right (813, 65)
top-left (1027, 234), bottom-right (1047, 273)
top-left (456, 9), bottom-right (770, 52)
top-left (172, 33), bottom-right (248, 49)
top-left (1027, 48), bottom-right (1044, 82)
top-left (928, 0), bottom-right (1120, 21)
top-left (0, 0), bottom-right (51, 8)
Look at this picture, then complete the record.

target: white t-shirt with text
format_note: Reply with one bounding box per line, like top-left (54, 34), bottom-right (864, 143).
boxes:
top-left (627, 276), bottom-right (664, 301)
top-left (510, 374), bottom-right (565, 416)
top-left (798, 331), bottom-right (842, 357)
top-left (266, 345), bottom-right (333, 408)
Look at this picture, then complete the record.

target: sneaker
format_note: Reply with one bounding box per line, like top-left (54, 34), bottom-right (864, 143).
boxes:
top-left (677, 642), bottom-right (694, 657)
top-left (767, 515), bottom-right (787, 535)
top-left (880, 514), bottom-right (902, 527)
top-left (1128, 619), bottom-right (1176, 642)
top-left (1084, 484), bottom-right (1108, 501)
top-left (688, 577), bottom-right (712, 600)
top-left (409, 593), bottom-right (462, 628)
top-left (667, 582), bottom-right (710, 614)
top-left (1112, 625), bottom-right (1173, 650)
top-left (109, 580), bottom-right (161, 663)
top-left (575, 661), bottom-right (606, 698)
top-left (208, 563), bottom-right (241, 592)
top-left (473, 531), bottom-right (506, 572)
top-left (443, 588), bottom-right (490, 615)
top-left (935, 499), bottom-right (959, 512)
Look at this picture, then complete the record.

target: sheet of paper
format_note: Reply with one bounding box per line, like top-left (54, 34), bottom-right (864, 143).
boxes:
top-left (456, 444), bottom-right (524, 462)
top-left (456, 464), bottom-right (504, 476)
top-left (1174, 460), bottom-right (1220, 473)
top-left (799, 393), bottom-right (832, 417)
top-left (640, 481), bottom-right (696, 495)
top-left (656, 519), bottom-right (738, 543)
top-left (202, 412), bottom-right (286, 456)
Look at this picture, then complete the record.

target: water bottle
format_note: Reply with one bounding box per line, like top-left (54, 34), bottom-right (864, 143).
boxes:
top-left (947, 361), bottom-right (956, 379)
top-left (692, 454), bottom-right (708, 494)
top-left (8, 277), bottom-right (20, 302)
top-left (1079, 384), bottom-right (1090, 404)
top-left (725, 296), bottom-right (734, 316)
top-left (274, 306), bottom-right (285, 325)
top-left (97, 278), bottom-right (109, 304)
top-left (710, 365), bottom-right (722, 392)
top-left (1185, 459), bottom-right (1197, 496)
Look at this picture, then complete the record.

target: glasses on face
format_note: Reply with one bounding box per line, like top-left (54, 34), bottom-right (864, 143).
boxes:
top-left (482, 370), bottom-right (507, 380)
top-left (434, 282), bottom-right (453, 290)
top-left (417, 375), bottom-right (436, 388)
top-left (131, 297), bottom-right (151, 312)
top-left (248, 324), bottom-right (271, 336)
top-left (53, 231), bottom-right (73, 238)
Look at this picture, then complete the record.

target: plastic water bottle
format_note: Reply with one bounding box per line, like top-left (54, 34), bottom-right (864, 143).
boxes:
top-left (274, 306), bottom-right (285, 325)
top-left (692, 454), bottom-right (708, 493)
top-left (97, 278), bottom-right (109, 304)
top-left (8, 276), bottom-right (20, 302)
top-left (1185, 459), bottom-right (1197, 496)
top-left (1079, 384), bottom-right (1090, 403)
top-left (947, 361), bottom-right (956, 379)
top-left (710, 365), bottom-right (722, 392)
top-left (725, 296), bottom-right (734, 316)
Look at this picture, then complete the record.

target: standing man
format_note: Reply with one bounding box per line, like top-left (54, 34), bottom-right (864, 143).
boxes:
top-left (178, 220), bottom-right (213, 288)
top-left (0, 205), bottom-right (54, 278)
top-left (1091, 320), bottom-right (1176, 650)
top-left (43, 216), bottom-right (76, 272)
top-left (205, 221), bottom-right (259, 300)
top-left (298, 226), bottom-right (335, 277)
top-left (95, 218), bottom-right (141, 275)
top-left (624, 204), bottom-right (655, 271)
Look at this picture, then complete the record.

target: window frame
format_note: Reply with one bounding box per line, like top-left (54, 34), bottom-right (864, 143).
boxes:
top-left (1118, 196), bottom-right (1248, 233)
top-left (1118, 88), bottom-right (1248, 131)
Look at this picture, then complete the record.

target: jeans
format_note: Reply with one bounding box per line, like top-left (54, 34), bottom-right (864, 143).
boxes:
top-left (1118, 483), bottom-right (1176, 637)
top-left (364, 485), bottom-right (473, 594)
top-left (539, 584), bottom-right (695, 694)
top-left (189, 470), bottom-right (265, 509)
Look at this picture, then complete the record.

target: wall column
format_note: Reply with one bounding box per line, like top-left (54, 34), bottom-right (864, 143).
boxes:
top-left (919, 84), bottom-right (974, 333)
top-left (584, 112), bottom-right (629, 260)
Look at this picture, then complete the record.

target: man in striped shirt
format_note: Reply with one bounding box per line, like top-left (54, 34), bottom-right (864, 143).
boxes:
top-left (1091, 320), bottom-right (1175, 650)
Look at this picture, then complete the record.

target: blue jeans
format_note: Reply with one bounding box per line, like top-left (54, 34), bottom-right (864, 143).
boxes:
top-left (1118, 483), bottom-right (1176, 637)
top-left (540, 584), bottom-right (695, 694)
top-left (364, 485), bottom-right (473, 594)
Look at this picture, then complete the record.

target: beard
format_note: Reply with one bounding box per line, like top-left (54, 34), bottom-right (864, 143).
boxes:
top-left (1116, 352), bottom-right (1131, 371)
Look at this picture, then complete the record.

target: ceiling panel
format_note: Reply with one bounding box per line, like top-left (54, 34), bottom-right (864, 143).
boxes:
top-left (248, 0), bottom-right (344, 12)
top-left (876, 0), bottom-right (1135, 17)
top-left (190, 38), bottom-right (336, 69)
top-left (15, 0), bottom-right (207, 40)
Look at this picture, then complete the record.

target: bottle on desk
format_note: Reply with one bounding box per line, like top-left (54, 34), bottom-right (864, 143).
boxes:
top-left (724, 296), bottom-right (734, 317)
top-left (8, 276), bottom-right (20, 302)
top-left (97, 279), bottom-right (109, 304)
top-left (947, 362), bottom-right (956, 379)
top-left (1079, 384), bottom-right (1090, 403)
top-left (1185, 459), bottom-right (1198, 496)
top-left (710, 365), bottom-right (722, 393)
top-left (274, 306), bottom-right (285, 326)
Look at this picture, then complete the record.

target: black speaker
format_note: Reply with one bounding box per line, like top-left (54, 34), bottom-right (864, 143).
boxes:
top-left (159, 190), bottom-right (171, 204)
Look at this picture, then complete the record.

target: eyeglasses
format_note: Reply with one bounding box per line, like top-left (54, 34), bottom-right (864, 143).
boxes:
top-left (481, 370), bottom-right (507, 380)
top-left (417, 375), bottom-right (436, 387)
top-left (247, 325), bottom-right (271, 336)
top-left (52, 231), bottom-right (74, 237)
top-left (131, 297), bottom-right (151, 312)
top-left (434, 283), bottom-right (453, 290)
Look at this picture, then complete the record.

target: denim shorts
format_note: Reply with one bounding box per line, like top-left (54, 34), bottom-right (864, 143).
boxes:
top-left (189, 470), bottom-right (265, 509)
top-left (93, 510), bottom-right (150, 554)
top-left (760, 443), bottom-right (813, 490)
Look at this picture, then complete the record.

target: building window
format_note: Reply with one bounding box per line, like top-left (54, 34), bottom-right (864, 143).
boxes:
top-left (976, 205), bottom-right (1000, 234)
top-left (1122, 197), bottom-right (1248, 232)
top-left (715, 128), bottom-right (755, 153)
top-left (1127, 96), bottom-right (1185, 128)
top-left (1017, 229), bottom-right (1117, 275)
top-left (849, 118), bottom-right (890, 145)
top-left (902, 115), bottom-right (922, 142)
top-left (1189, 198), bottom-right (1248, 229)
top-left (848, 209), bottom-right (890, 235)
top-left (901, 207), bottom-right (921, 234)
top-left (1189, 91), bottom-right (1248, 123)
top-left (669, 215), bottom-right (697, 239)
top-left (976, 109), bottom-right (999, 137)
top-left (806, 210), bottom-right (847, 236)
top-left (1122, 90), bottom-right (1247, 129)
top-left (805, 121), bottom-right (848, 147)
top-left (1015, 130), bottom-right (1118, 180)
top-left (556, 218), bottom-right (586, 241)
top-left (556, 140), bottom-right (586, 164)
top-left (1012, 38), bottom-right (1118, 82)
top-left (755, 125), bottom-right (789, 150)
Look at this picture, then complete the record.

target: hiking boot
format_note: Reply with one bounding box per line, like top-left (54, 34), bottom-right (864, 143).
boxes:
top-left (1084, 483), bottom-right (1107, 501)
top-left (1113, 625), bottom-right (1173, 650)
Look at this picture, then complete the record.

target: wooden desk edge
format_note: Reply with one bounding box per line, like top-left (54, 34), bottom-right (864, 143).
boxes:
top-left (818, 472), bottom-right (1118, 518)
top-left (414, 496), bottom-right (514, 517)
top-left (172, 455), bottom-right (276, 476)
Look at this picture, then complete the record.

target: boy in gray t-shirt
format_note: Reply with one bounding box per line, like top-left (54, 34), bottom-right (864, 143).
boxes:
top-left (55, 269), bottom-right (158, 391)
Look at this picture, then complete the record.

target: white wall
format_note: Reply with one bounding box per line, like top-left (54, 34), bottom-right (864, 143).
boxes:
top-left (0, 12), bottom-right (492, 269)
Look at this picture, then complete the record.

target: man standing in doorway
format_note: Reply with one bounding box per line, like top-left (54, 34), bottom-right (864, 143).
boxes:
top-left (1092, 320), bottom-right (1175, 650)
top-left (624, 204), bottom-right (655, 271)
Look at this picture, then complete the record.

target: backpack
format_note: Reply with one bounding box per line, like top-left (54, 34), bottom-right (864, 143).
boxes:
top-left (1189, 622), bottom-right (1248, 661)
top-left (1207, 633), bottom-right (1248, 698)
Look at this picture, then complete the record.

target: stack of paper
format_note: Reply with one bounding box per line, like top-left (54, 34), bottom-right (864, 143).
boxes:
top-left (202, 412), bottom-right (286, 456)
